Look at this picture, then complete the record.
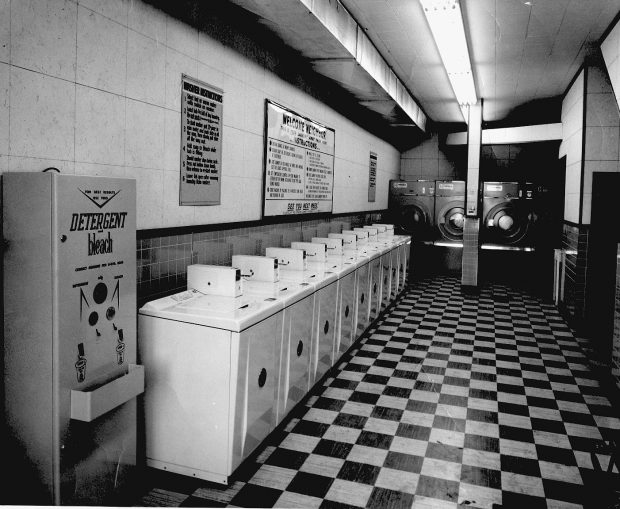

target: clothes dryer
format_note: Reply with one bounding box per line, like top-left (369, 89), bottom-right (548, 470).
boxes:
top-left (389, 180), bottom-right (435, 239)
top-left (434, 180), bottom-right (465, 242)
top-left (482, 181), bottom-right (531, 246)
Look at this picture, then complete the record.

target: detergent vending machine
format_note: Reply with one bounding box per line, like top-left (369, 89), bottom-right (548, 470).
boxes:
top-left (3, 172), bottom-right (143, 505)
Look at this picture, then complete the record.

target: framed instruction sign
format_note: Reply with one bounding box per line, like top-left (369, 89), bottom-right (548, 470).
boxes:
top-left (263, 100), bottom-right (335, 217)
top-left (180, 75), bottom-right (223, 205)
top-left (368, 151), bottom-right (377, 202)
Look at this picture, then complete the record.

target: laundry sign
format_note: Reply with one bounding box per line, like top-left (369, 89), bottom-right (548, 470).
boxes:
top-left (263, 100), bottom-right (335, 217)
top-left (368, 151), bottom-right (377, 202)
top-left (180, 75), bottom-right (223, 205)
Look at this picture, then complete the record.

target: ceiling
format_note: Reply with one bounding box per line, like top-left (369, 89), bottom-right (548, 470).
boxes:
top-left (228, 0), bottom-right (620, 126)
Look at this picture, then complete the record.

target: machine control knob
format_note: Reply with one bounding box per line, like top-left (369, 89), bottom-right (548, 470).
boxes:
top-left (297, 340), bottom-right (303, 357)
top-left (258, 368), bottom-right (267, 388)
top-left (93, 282), bottom-right (108, 304)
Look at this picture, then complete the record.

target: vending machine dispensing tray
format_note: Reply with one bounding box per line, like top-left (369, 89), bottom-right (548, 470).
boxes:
top-left (70, 364), bottom-right (145, 422)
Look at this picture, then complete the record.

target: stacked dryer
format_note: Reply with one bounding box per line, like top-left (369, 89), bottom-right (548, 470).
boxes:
top-left (434, 180), bottom-right (466, 243)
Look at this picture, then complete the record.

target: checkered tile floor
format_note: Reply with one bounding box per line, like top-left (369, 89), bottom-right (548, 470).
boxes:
top-left (137, 276), bottom-right (620, 508)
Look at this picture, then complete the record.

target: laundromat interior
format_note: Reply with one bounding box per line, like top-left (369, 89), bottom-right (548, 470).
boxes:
top-left (3, 0), bottom-right (620, 507)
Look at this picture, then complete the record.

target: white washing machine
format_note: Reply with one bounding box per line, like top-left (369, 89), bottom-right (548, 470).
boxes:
top-left (242, 276), bottom-right (315, 425)
top-left (380, 249), bottom-right (393, 312)
top-left (305, 258), bottom-right (349, 384)
top-left (398, 238), bottom-right (411, 292)
top-left (275, 248), bottom-right (339, 389)
top-left (368, 250), bottom-right (383, 323)
top-left (344, 236), bottom-right (372, 340)
top-left (138, 291), bottom-right (284, 485)
top-left (323, 236), bottom-right (360, 357)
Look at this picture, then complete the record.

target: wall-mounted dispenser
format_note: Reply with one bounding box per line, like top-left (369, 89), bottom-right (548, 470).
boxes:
top-left (3, 173), bottom-right (143, 505)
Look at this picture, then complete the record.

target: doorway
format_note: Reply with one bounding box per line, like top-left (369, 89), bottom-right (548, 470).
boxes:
top-left (587, 171), bottom-right (620, 364)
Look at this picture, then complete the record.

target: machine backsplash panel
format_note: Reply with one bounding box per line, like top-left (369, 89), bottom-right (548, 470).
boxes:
top-left (136, 214), bottom-right (379, 307)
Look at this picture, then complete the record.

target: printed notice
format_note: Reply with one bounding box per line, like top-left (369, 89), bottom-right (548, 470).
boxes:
top-left (180, 75), bottom-right (223, 205)
top-left (264, 100), bottom-right (335, 217)
top-left (368, 151), bottom-right (377, 202)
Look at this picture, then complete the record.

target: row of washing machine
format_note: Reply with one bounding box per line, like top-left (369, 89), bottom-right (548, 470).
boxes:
top-left (137, 224), bottom-right (411, 485)
top-left (389, 179), bottom-right (541, 247)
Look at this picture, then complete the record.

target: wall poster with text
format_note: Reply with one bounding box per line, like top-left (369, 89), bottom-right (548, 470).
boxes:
top-left (180, 75), bottom-right (223, 205)
top-left (368, 151), bottom-right (377, 202)
top-left (263, 100), bottom-right (335, 217)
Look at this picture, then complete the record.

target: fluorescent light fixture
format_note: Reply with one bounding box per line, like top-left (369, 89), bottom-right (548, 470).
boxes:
top-left (420, 0), bottom-right (477, 109)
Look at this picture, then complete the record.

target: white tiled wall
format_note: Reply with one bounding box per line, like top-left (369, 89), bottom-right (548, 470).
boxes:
top-left (0, 0), bottom-right (399, 229)
top-left (400, 133), bottom-right (457, 181)
top-left (581, 64), bottom-right (620, 224)
top-left (601, 16), bottom-right (620, 112)
top-left (559, 70), bottom-right (584, 224)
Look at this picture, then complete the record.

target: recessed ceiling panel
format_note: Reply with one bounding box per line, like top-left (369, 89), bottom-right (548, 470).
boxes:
top-left (229, 0), bottom-right (620, 126)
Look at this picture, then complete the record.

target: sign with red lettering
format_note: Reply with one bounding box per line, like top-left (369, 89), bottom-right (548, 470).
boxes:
top-left (180, 75), bottom-right (223, 205)
top-left (263, 100), bottom-right (335, 217)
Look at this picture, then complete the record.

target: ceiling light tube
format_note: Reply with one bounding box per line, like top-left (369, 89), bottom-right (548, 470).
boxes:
top-left (420, 0), bottom-right (477, 107)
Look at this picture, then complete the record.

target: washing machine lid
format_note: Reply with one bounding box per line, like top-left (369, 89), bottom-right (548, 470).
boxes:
top-left (279, 267), bottom-right (338, 291)
top-left (139, 291), bottom-right (284, 331)
top-left (371, 242), bottom-right (395, 254)
top-left (360, 243), bottom-right (389, 256)
top-left (311, 255), bottom-right (357, 276)
top-left (243, 279), bottom-right (315, 307)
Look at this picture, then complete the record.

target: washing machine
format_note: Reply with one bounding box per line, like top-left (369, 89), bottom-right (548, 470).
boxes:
top-left (389, 180), bottom-right (435, 239)
top-left (482, 181), bottom-right (532, 246)
top-left (139, 290), bottom-right (285, 485)
top-left (434, 180), bottom-right (466, 242)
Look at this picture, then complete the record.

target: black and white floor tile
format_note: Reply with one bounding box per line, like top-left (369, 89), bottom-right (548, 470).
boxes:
top-left (137, 276), bottom-right (620, 508)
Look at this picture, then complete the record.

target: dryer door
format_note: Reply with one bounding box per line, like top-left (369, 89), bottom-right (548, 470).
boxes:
top-left (396, 202), bottom-right (431, 235)
top-left (437, 201), bottom-right (465, 241)
top-left (484, 201), bottom-right (530, 245)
